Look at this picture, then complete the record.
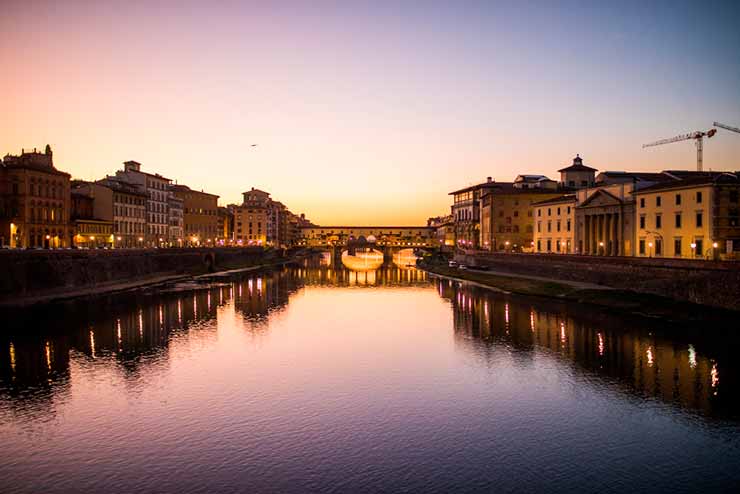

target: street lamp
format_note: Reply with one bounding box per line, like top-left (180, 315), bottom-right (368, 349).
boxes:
top-left (648, 241), bottom-right (653, 258)
top-left (690, 242), bottom-right (696, 258)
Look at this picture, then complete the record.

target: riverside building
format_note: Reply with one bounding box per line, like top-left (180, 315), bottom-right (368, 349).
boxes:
top-left (449, 177), bottom-right (499, 249)
top-left (0, 146), bottom-right (71, 248)
top-left (115, 161), bottom-right (171, 247)
top-left (532, 195), bottom-right (577, 253)
top-left (632, 172), bottom-right (740, 259)
top-left (171, 185), bottom-right (219, 246)
top-left (97, 177), bottom-right (147, 248)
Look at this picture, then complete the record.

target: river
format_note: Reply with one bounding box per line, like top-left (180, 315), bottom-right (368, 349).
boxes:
top-left (1, 260), bottom-right (739, 493)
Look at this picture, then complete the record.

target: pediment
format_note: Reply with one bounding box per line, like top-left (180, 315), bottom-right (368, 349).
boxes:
top-left (579, 189), bottom-right (624, 208)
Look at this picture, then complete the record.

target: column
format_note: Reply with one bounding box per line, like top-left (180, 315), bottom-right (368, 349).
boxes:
top-left (613, 213), bottom-right (619, 256)
top-left (592, 214), bottom-right (598, 254)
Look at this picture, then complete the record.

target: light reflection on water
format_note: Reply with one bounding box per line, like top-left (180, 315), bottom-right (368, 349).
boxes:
top-left (1, 260), bottom-right (739, 493)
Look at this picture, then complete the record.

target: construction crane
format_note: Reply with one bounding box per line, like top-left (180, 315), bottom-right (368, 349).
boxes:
top-left (643, 128), bottom-right (717, 172)
top-left (714, 121), bottom-right (740, 134)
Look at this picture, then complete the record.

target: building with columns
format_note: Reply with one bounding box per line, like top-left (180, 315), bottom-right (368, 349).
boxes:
top-left (575, 184), bottom-right (636, 256)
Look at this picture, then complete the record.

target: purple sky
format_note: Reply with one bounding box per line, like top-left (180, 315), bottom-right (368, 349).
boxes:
top-left (2, 0), bottom-right (739, 224)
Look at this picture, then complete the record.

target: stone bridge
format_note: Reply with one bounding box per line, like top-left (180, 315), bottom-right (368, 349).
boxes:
top-left (298, 225), bottom-right (438, 263)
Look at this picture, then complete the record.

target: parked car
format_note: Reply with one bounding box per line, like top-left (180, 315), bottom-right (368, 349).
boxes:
top-left (458, 264), bottom-right (468, 270)
top-left (448, 260), bottom-right (458, 267)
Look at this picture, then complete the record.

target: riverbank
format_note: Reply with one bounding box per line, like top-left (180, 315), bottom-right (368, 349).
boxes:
top-left (452, 252), bottom-right (740, 312)
top-left (421, 262), bottom-right (739, 321)
top-left (0, 247), bottom-right (306, 307)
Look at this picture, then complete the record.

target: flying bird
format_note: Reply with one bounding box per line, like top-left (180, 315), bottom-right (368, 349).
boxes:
top-left (251, 144), bottom-right (258, 147)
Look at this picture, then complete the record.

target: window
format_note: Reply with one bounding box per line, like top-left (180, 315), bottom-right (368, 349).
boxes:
top-left (655, 214), bottom-right (662, 229)
top-left (547, 208), bottom-right (551, 216)
top-left (639, 239), bottom-right (645, 255)
top-left (696, 212), bottom-right (703, 228)
top-left (640, 198), bottom-right (645, 208)
top-left (656, 196), bottom-right (661, 207)
top-left (674, 238), bottom-right (682, 256)
top-left (537, 221), bottom-right (541, 233)
top-left (730, 191), bottom-right (739, 203)
top-left (730, 208), bottom-right (739, 226)
top-left (547, 221), bottom-right (552, 232)
top-left (537, 210), bottom-right (541, 217)
top-left (567, 220), bottom-right (571, 232)
top-left (537, 240), bottom-right (541, 251)
top-left (675, 213), bottom-right (682, 228)
top-left (655, 239), bottom-right (662, 256)
top-left (696, 191), bottom-right (703, 204)
top-left (546, 240), bottom-right (552, 251)
top-left (639, 215), bottom-right (645, 229)
top-left (556, 221), bottom-right (561, 232)
top-left (695, 238), bottom-right (703, 257)
top-left (514, 211), bottom-right (519, 217)
top-left (557, 207), bottom-right (560, 215)
top-left (675, 193), bottom-right (681, 205)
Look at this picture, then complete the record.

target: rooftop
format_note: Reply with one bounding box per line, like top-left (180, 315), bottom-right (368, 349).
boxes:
top-left (633, 172), bottom-right (739, 194)
top-left (531, 194), bottom-right (577, 206)
top-left (558, 154), bottom-right (598, 173)
top-left (449, 178), bottom-right (499, 195)
top-left (596, 171), bottom-right (674, 183)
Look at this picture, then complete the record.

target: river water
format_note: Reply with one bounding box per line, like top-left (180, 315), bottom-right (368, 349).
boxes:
top-left (1, 261), bottom-right (740, 493)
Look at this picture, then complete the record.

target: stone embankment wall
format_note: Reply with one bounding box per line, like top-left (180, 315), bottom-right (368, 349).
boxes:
top-left (455, 252), bottom-right (740, 311)
top-left (0, 247), bottom-right (283, 302)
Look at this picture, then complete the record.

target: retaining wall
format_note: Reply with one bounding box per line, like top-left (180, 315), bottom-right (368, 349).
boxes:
top-left (455, 252), bottom-right (740, 311)
top-left (0, 247), bottom-right (282, 301)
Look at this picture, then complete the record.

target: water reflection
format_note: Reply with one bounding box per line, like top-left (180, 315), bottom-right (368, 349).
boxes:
top-left (1, 264), bottom-right (737, 423)
top-left (2, 261), bottom-right (740, 492)
top-left (435, 278), bottom-right (740, 419)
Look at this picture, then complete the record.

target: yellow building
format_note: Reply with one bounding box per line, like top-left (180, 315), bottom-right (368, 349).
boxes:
top-left (632, 174), bottom-right (740, 259)
top-left (171, 185), bottom-right (219, 246)
top-left (234, 205), bottom-right (267, 245)
top-left (480, 182), bottom-right (563, 252)
top-left (532, 195), bottom-right (576, 253)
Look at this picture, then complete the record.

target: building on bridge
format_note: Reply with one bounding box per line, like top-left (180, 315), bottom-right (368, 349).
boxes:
top-left (427, 215), bottom-right (455, 250)
top-left (299, 226), bottom-right (435, 248)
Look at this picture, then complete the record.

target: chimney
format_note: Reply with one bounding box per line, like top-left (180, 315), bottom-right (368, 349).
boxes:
top-left (487, 176), bottom-right (493, 183)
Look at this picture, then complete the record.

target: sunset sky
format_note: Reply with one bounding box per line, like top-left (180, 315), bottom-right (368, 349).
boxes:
top-left (2, 0), bottom-right (739, 225)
